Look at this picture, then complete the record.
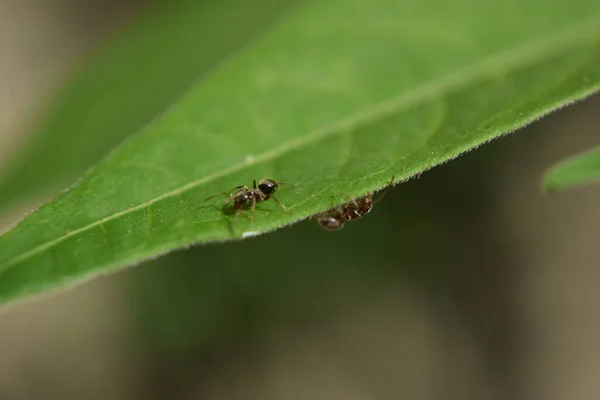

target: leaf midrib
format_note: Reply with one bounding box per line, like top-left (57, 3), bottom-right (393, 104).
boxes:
top-left (2, 14), bottom-right (600, 271)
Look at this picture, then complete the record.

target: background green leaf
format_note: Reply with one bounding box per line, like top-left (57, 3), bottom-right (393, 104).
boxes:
top-left (0, 0), bottom-right (301, 210)
top-left (545, 146), bottom-right (600, 191)
top-left (1, 0), bottom-right (600, 307)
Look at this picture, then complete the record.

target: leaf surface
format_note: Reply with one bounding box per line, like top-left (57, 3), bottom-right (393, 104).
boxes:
top-left (1, 0), bottom-right (600, 306)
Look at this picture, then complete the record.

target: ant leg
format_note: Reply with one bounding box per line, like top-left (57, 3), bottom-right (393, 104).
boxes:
top-left (253, 179), bottom-right (257, 190)
top-left (231, 213), bottom-right (238, 234)
top-left (229, 185), bottom-right (248, 192)
top-left (276, 181), bottom-right (296, 187)
top-left (204, 192), bottom-right (235, 202)
top-left (204, 185), bottom-right (247, 202)
top-left (327, 194), bottom-right (344, 213)
top-left (249, 196), bottom-right (257, 222)
top-left (373, 175), bottom-right (395, 204)
top-left (270, 195), bottom-right (291, 214)
top-left (233, 208), bottom-right (253, 228)
top-left (204, 192), bottom-right (231, 202)
top-left (335, 192), bottom-right (360, 208)
top-left (330, 194), bottom-right (338, 208)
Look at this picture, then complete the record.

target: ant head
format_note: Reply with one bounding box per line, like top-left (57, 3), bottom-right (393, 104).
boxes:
top-left (258, 179), bottom-right (279, 195)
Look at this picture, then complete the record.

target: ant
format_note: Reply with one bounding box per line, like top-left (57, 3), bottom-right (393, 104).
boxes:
top-left (314, 176), bottom-right (395, 231)
top-left (204, 178), bottom-right (292, 221)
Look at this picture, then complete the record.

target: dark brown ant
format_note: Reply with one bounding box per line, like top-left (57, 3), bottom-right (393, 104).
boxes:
top-left (204, 178), bottom-right (292, 221)
top-left (314, 176), bottom-right (395, 231)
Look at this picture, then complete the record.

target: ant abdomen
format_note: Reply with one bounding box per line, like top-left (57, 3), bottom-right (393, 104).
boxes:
top-left (314, 214), bottom-right (346, 231)
top-left (233, 192), bottom-right (251, 210)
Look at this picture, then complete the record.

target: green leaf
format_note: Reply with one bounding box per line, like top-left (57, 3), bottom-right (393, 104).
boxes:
top-left (545, 146), bottom-right (600, 191)
top-left (0, 0), bottom-right (301, 210)
top-left (2, 0), bottom-right (600, 307)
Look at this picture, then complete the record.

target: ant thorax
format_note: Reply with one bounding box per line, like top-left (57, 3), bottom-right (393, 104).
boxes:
top-left (341, 206), bottom-right (361, 220)
top-left (253, 190), bottom-right (268, 203)
top-left (340, 195), bottom-right (374, 221)
top-left (232, 188), bottom-right (267, 210)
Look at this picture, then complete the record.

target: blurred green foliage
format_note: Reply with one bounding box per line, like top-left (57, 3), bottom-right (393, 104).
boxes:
top-left (0, 0), bottom-right (302, 210)
top-left (545, 146), bottom-right (600, 191)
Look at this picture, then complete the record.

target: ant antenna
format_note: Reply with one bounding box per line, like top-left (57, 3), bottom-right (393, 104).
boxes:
top-left (277, 181), bottom-right (296, 187)
top-left (373, 176), bottom-right (395, 204)
top-left (334, 191), bottom-right (360, 208)
top-left (204, 185), bottom-right (247, 202)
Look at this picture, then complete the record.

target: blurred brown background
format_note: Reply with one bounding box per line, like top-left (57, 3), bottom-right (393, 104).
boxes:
top-left (1, 1), bottom-right (600, 399)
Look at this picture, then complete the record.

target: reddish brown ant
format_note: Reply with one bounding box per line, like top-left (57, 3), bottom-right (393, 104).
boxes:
top-left (204, 178), bottom-right (292, 221)
top-left (314, 176), bottom-right (395, 231)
